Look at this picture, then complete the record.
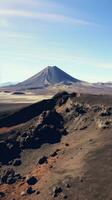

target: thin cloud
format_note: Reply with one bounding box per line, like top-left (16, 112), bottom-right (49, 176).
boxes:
top-left (0, 0), bottom-right (58, 9)
top-left (0, 9), bottom-right (99, 27)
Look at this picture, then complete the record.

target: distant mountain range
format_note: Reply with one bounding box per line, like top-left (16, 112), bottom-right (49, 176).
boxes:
top-left (0, 82), bottom-right (19, 88)
top-left (93, 82), bottom-right (112, 88)
top-left (0, 82), bottom-right (17, 87)
top-left (0, 66), bottom-right (112, 94)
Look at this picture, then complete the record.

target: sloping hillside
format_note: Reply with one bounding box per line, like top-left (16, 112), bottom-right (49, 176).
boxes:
top-left (0, 92), bottom-right (112, 200)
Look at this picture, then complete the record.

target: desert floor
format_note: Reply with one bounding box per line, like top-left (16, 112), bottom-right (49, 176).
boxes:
top-left (0, 92), bottom-right (51, 104)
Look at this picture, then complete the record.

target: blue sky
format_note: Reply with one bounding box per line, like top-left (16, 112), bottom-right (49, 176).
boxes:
top-left (0, 0), bottom-right (112, 83)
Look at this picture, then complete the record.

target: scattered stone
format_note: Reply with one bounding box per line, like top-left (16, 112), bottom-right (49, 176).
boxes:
top-left (6, 177), bottom-right (16, 184)
top-left (89, 139), bottom-right (93, 143)
top-left (63, 194), bottom-right (68, 199)
top-left (36, 190), bottom-right (40, 195)
top-left (27, 186), bottom-right (35, 194)
top-left (50, 151), bottom-right (58, 157)
top-left (97, 119), bottom-right (111, 129)
top-left (52, 186), bottom-right (63, 198)
top-left (26, 176), bottom-right (38, 185)
top-left (66, 183), bottom-right (71, 188)
top-left (63, 179), bottom-right (71, 189)
top-left (65, 143), bottom-right (69, 147)
top-left (37, 156), bottom-right (48, 165)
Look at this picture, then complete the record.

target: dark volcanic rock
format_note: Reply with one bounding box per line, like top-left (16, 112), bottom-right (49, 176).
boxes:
top-left (63, 195), bottom-right (68, 199)
top-left (0, 140), bottom-right (20, 164)
top-left (50, 151), bottom-right (58, 157)
top-left (0, 168), bottom-right (21, 184)
top-left (26, 176), bottom-right (38, 185)
top-left (37, 156), bottom-right (48, 165)
top-left (41, 110), bottom-right (64, 128)
top-left (33, 110), bottom-right (66, 146)
top-left (36, 190), bottom-right (40, 195)
top-left (0, 98), bottom-right (56, 128)
top-left (27, 186), bottom-right (35, 194)
top-left (100, 107), bottom-right (112, 117)
top-left (18, 134), bottom-right (38, 149)
top-left (52, 186), bottom-right (63, 198)
top-left (0, 92), bottom-right (69, 165)
top-left (53, 91), bottom-right (69, 100)
top-left (53, 91), bottom-right (70, 106)
top-left (75, 104), bottom-right (86, 115)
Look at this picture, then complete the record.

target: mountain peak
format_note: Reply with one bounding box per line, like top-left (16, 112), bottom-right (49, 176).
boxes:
top-left (46, 66), bottom-right (59, 71)
top-left (5, 66), bottom-right (81, 90)
top-left (44, 65), bottom-right (56, 71)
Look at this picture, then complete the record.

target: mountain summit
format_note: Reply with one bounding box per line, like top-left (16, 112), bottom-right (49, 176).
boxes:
top-left (15, 66), bottom-right (81, 90)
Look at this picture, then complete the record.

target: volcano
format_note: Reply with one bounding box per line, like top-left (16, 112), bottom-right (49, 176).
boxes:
top-left (11, 66), bottom-right (81, 90)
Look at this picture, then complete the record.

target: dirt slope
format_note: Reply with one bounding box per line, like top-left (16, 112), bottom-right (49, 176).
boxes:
top-left (0, 92), bottom-right (112, 200)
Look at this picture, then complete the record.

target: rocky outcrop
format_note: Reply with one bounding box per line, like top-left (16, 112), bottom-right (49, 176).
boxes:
top-left (0, 168), bottom-right (22, 184)
top-left (96, 119), bottom-right (112, 129)
top-left (0, 140), bottom-right (20, 164)
top-left (0, 105), bottom-right (67, 164)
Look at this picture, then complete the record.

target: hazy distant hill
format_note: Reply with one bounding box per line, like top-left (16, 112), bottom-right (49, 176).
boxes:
top-left (0, 82), bottom-right (17, 87)
top-left (94, 82), bottom-right (112, 88)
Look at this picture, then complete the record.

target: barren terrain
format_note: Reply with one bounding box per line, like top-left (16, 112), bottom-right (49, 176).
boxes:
top-left (0, 92), bottom-right (51, 104)
top-left (0, 92), bottom-right (112, 200)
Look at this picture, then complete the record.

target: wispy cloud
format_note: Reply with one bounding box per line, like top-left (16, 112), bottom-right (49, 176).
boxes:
top-left (0, 0), bottom-right (58, 9)
top-left (0, 9), bottom-right (99, 27)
